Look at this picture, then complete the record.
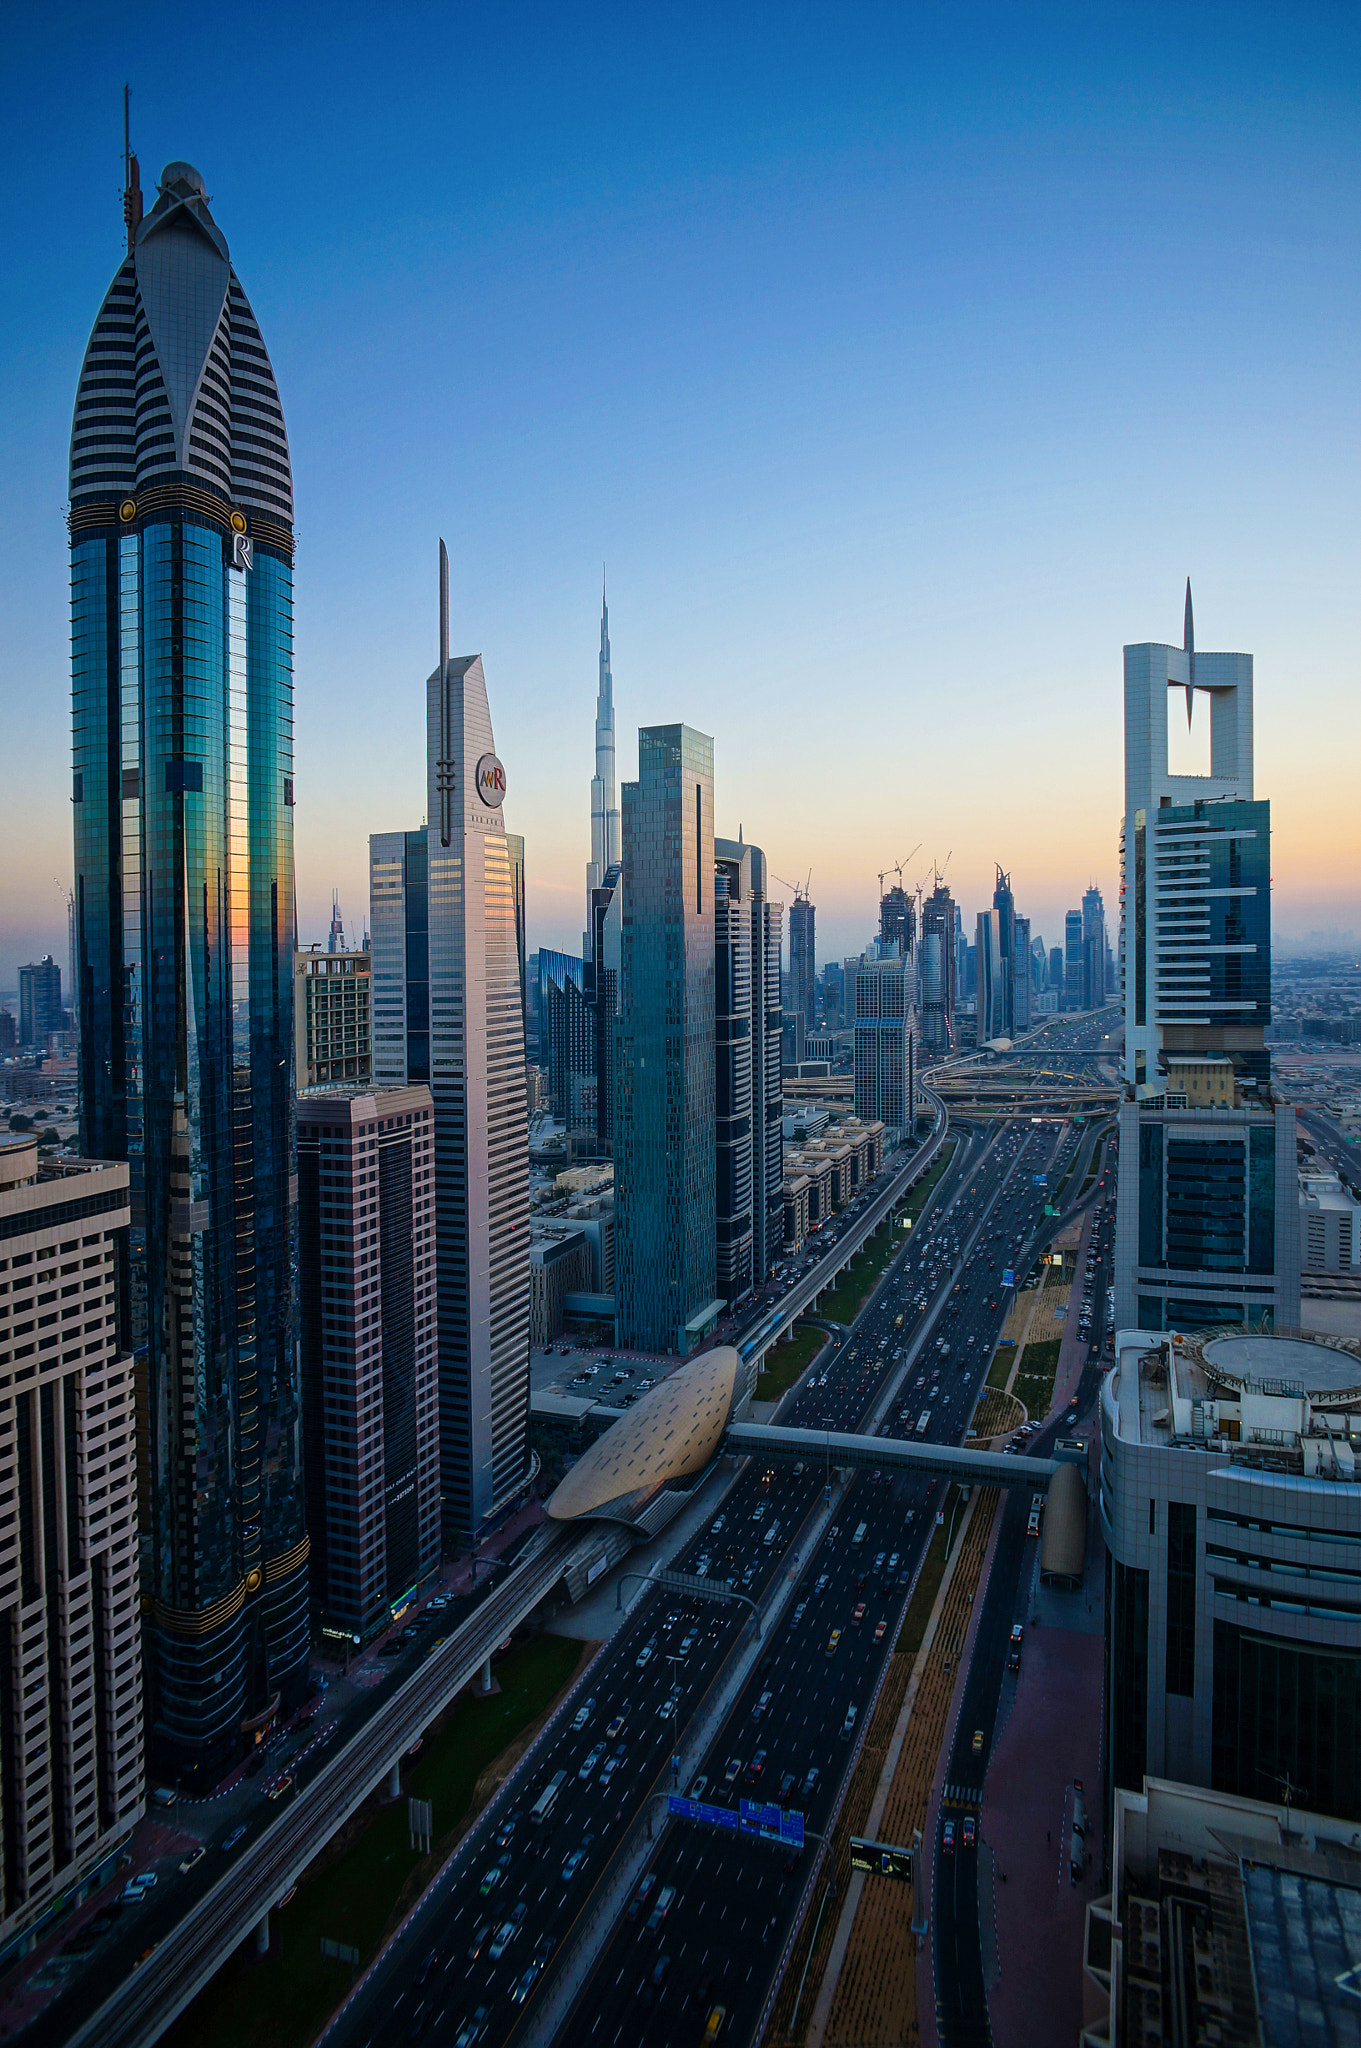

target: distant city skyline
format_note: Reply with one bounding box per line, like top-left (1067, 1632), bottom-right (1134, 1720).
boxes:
top-left (4, 7), bottom-right (1360, 985)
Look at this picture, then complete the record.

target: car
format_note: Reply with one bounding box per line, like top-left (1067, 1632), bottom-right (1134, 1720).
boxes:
top-left (873, 1618), bottom-right (887, 1641)
top-left (561, 1845), bottom-right (590, 1881)
top-left (451, 2010), bottom-right (489, 2048)
top-left (221, 1825), bottom-right (248, 1853)
top-left (264, 1772), bottom-right (293, 1800)
top-left (571, 1698), bottom-right (595, 1731)
top-left (746, 1750), bottom-right (767, 1783)
top-left (489, 1905), bottom-right (526, 1959)
top-left (723, 1756), bottom-right (742, 1785)
top-left (679, 1630), bottom-right (698, 1655)
top-left (1008, 1623), bottom-right (1024, 1671)
top-left (778, 1770), bottom-right (798, 1805)
top-left (688, 1774), bottom-right (708, 1800)
top-left (119, 1876), bottom-right (154, 1903)
top-left (704, 2006), bottom-right (728, 2041)
top-left (753, 1690), bottom-right (772, 1719)
top-left (645, 1885), bottom-right (677, 1933)
top-left (942, 1820), bottom-right (955, 1854)
top-left (628, 1874), bottom-right (658, 1921)
top-left (578, 1743), bottom-right (605, 1781)
top-left (467, 1921), bottom-right (493, 1960)
top-left (972, 1728), bottom-right (984, 1755)
top-left (962, 1815), bottom-right (977, 1849)
top-left (494, 1817), bottom-right (517, 1850)
top-left (600, 1751), bottom-right (623, 1785)
top-left (641, 1953), bottom-right (671, 2004)
top-left (657, 1688), bottom-right (682, 1720)
top-left (415, 1947), bottom-right (439, 1986)
top-left (694, 1555), bottom-right (712, 1576)
top-left (711, 1515), bottom-right (726, 1533)
top-left (510, 1960), bottom-right (543, 2005)
top-left (852, 1603), bottom-right (866, 1624)
top-left (826, 1629), bottom-right (841, 1657)
top-left (792, 1602), bottom-right (807, 1624)
top-left (177, 1845), bottom-right (206, 1874)
top-left (815, 1574), bottom-right (829, 1593)
top-left (534, 1932), bottom-right (557, 1964)
top-left (635, 1640), bottom-right (655, 1669)
top-left (801, 1765), bottom-right (821, 1798)
top-left (479, 1859), bottom-right (506, 1894)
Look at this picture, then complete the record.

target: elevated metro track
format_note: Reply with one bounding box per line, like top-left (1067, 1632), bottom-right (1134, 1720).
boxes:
top-left (64, 1525), bottom-right (596, 2048)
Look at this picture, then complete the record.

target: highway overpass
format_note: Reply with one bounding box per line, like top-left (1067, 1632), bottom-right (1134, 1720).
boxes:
top-left (723, 1420), bottom-right (1060, 1489)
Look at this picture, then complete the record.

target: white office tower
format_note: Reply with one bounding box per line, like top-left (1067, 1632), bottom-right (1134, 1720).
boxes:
top-left (586, 577), bottom-right (621, 933)
top-left (1115, 585), bottom-right (1297, 1337)
top-left (0, 1138), bottom-right (144, 1949)
top-left (371, 545), bottom-right (530, 1538)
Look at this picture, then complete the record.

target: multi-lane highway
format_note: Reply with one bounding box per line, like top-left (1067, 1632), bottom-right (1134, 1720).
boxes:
top-left (321, 1111), bottom-right (1089, 2048)
top-left (932, 1146), bottom-right (1116, 2048)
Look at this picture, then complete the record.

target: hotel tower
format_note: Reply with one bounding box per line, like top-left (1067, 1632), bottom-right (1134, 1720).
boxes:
top-left (68, 155), bottom-right (306, 1780)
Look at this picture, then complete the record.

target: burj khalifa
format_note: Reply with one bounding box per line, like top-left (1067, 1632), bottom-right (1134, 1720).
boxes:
top-left (586, 577), bottom-right (621, 929)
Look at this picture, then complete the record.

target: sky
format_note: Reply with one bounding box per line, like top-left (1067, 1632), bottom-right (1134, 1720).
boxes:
top-left (3, 0), bottom-right (1360, 994)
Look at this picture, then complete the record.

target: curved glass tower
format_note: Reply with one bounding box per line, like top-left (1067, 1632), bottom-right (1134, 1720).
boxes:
top-left (69, 159), bottom-right (306, 1782)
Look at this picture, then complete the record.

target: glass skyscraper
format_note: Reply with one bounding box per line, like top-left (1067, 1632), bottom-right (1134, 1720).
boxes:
top-left (615, 726), bottom-right (719, 1354)
top-left (69, 160), bottom-right (306, 1780)
top-left (369, 546), bottom-right (530, 1535)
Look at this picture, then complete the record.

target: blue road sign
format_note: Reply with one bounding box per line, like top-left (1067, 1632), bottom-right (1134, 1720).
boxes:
top-left (1032, 1174), bottom-right (1047, 1187)
top-left (669, 1794), bottom-right (804, 1848)
top-left (1002, 1269), bottom-right (1015, 1287)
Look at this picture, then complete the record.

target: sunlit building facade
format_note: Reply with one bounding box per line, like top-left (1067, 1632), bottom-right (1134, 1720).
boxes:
top-left (69, 159), bottom-right (306, 1780)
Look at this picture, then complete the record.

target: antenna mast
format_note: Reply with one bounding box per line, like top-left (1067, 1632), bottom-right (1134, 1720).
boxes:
top-left (121, 85), bottom-right (142, 253)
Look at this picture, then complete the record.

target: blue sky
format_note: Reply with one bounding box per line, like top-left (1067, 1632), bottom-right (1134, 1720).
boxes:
top-left (3, 0), bottom-right (1359, 989)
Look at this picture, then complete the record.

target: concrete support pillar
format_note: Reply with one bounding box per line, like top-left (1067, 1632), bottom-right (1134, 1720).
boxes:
top-left (388, 1760), bottom-right (401, 1799)
top-left (254, 1911), bottom-right (270, 1958)
top-left (477, 1656), bottom-right (493, 1694)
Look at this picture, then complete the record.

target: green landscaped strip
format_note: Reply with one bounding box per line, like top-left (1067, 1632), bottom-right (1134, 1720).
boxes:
top-left (896, 1484), bottom-right (960, 1657)
top-left (162, 1633), bottom-right (585, 2048)
top-left (985, 1344), bottom-right (1014, 1392)
top-left (756, 1324), bottom-right (827, 1401)
top-left (1012, 1337), bottom-right (1063, 1420)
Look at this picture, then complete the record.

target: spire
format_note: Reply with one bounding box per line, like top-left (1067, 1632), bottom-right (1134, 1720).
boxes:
top-left (436, 539), bottom-right (454, 846)
top-left (1182, 576), bottom-right (1196, 728)
top-left (122, 85), bottom-right (143, 253)
top-left (439, 537), bottom-right (450, 682)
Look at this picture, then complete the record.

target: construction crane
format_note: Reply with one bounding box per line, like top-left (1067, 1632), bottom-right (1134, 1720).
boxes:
top-left (773, 871), bottom-right (812, 903)
top-left (893, 843), bottom-right (922, 890)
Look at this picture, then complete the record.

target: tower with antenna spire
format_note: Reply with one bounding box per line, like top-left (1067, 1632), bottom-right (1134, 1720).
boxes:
top-left (586, 572), bottom-right (621, 936)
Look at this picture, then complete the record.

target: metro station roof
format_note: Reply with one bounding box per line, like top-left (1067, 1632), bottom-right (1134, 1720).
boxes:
top-left (545, 1345), bottom-right (744, 1526)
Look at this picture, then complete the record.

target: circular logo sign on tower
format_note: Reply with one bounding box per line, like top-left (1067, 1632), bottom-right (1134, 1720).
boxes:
top-left (475, 753), bottom-right (507, 807)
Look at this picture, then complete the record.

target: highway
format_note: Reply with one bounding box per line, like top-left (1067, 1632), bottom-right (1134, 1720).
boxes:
top-left (50, 1528), bottom-right (594, 2048)
top-left (932, 1131), bottom-right (1115, 2048)
top-left (311, 1110), bottom-right (1086, 2048)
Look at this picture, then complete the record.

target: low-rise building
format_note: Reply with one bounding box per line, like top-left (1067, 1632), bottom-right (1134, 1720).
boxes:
top-left (1083, 1775), bottom-right (1361, 2048)
top-left (530, 1226), bottom-right (593, 1346)
top-left (782, 1171), bottom-right (811, 1256)
top-left (784, 1146), bottom-right (834, 1226)
top-left (1300, 1169), bottom-right (1359, 1274)
top-left (1102, 1326), bottom-right (1361, 1825)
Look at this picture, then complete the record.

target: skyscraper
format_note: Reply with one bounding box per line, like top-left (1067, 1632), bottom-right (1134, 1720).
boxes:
top-left (992, 865), bottom-right (1016, 1034)
top-left (919, 879), bottom-right (957, 1054)
top-left (70, 155), bottom-right (305, 1779)
top-left (975, 909), bottom-right (1006, 1042)
top-left (1012, 914), bottom-right (1032, 1034)
top-left (538, 949), bottom-right (594, 1127)
top-left (878, 884), bottom-right (914, 956)
top-left (1114, 586), bottom-right (1297, 1335)
top-left (585, 578), bottom-right (621, 933)
top-left (1082, 884), bottom-right (1106, 1011)
top-left (298, 1087), bottom-right (439, 1641)
top-left (0, 1138), bottom-right (144, 1949)
top-left (713, 836), bottom-right (783, 1301)
top-left (369, 546), bottom-right (530, 1535)
top-left (295, 945), bottom-right (372, 1089)
top-left (1064, 910), bottom-right (1084, 1011)
top-left (788, 892), bottom-right (816, 1061)
top-left (17, 959), bottom-right (62, 1048)
top-left (614, 726), bottom-right (719, 1354)
top-left (854, 955), bottom-right (916, 1135)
